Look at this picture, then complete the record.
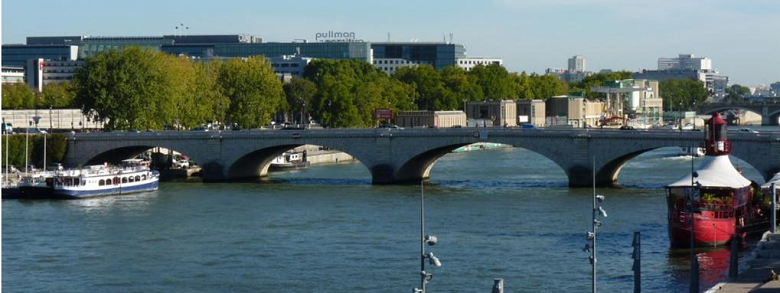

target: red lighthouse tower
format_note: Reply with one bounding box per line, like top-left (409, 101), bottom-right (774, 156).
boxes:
top-left (665, 113), bottom-right (762, 247)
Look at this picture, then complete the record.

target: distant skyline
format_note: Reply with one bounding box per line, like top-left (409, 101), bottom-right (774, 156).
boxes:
top-left (3, 0), bottom-right (779, 85)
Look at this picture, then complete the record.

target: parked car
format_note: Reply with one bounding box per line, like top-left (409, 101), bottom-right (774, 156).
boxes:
top-left (377, 124), bottom-right (404, 130)
top-left (521, 123), bottom-right (536, 129)
top-left (26, 128), bottom-right (47, 134)
top-left (174, 159), bottom-right (190, 169)
top-left (739, 128), bottom-right (758, 134)
top-left (619, 125), bottom-right (635, 130)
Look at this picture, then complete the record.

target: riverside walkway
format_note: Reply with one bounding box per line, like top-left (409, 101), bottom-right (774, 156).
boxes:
top-left (707, 232), bottom-right (780, 293)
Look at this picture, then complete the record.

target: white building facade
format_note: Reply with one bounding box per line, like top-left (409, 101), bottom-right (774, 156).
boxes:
top-left (455, 58), bottom-right (502, 71)
top-left (658, 54), bottom-right (712, 71)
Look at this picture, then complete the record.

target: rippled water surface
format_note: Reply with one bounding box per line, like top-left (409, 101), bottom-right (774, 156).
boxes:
top-left (3, 145), bottom-right (768, 293)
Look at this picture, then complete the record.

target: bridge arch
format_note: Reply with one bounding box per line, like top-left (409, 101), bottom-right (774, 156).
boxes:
top-left (392, 138), bottom-right (577, 185)
top-left (223, 143), bottom-right (373, 182)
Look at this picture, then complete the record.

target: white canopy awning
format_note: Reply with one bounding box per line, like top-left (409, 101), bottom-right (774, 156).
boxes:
top-left (667, 155), bottom-right (752, 189)
top-left (761, 172), bottom-right (780, 189)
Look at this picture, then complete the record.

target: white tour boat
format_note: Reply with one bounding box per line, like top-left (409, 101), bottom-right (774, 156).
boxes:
top-left (49, 159), bottom-right (159, 199)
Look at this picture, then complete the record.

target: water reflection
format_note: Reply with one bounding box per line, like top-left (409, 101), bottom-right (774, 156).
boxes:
top-left (65, 190), bottom-right (158, 213)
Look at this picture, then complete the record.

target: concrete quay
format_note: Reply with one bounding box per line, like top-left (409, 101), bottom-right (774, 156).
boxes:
top-left (707, 232), bottom-right (780, 293)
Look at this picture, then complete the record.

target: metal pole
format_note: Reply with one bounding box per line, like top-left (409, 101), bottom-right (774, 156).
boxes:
top-left (420, 180), bottom-right (426, 293)
top-left (689, 155), bottom-right (698, 293)
top-left (592, 156), bottom-right (597, 293)
top-left (772, 183), bottom-right (776, 234)
top-left (43, 134), bottom-right (47, 171)
top-left (25, 122), bottom-right (29, 174)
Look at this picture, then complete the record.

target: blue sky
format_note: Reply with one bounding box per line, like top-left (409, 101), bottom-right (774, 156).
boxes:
top-left (3, 0), bottom-right (778, 85)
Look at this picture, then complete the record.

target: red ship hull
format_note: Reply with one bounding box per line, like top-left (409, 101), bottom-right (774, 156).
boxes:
top-left (668, 211), bottom-right (738, 247)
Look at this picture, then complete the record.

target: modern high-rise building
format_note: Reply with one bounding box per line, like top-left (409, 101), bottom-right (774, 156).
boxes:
top-left (657, 54), bottom-right (712, 71)
top-left (370, 42), bottom-right (466, 70)
top-left (568, 55), bottom-right (586, 72)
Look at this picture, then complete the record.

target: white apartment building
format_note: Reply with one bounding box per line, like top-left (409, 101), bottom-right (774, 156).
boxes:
top-left (26, 59), bottom-right (85, 91)
top-left (658, 54), bottom-right (712, 71)
top-left (456, 57), bottom-right (503, 71)
top-left (372, 58), bottom-right (430, 75)
top-left (568, 55), bottom-right (586, 72)
top-left (1, 66), bottom-right (25, 84)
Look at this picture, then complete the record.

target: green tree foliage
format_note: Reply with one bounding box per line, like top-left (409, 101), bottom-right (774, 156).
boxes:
top-left (467, 64), bottom-right (518, 101)
top-left (0, 134), bottom-right (67, 169)
top-left (72, 47), bottom-right (171, 130)
top-left (217, 56), bottom-right (284, 129)
top-left (1, 83), bottom-right (37, 109)
top-left (304, 59), bottom-right (417, 127)
top-left (659, 79), bottom-right (709, 111)
top-left (571, 71), bottom-right (634, 99)
top-left (283, 78), bottom-right (317, 123)
top-left (724, 84), bottom-right (750, 104)
top-left (393, 65), bottom-right (447, 110)
top-left (528, 73), bottom-right (570, 100)
top-left (439, 66), bottom-right (483, 109)
top-left (40, 82), bottom-right (76, 109)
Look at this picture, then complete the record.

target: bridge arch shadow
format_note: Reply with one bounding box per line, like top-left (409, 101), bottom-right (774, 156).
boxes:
top-left (599, 147), bottom-right (768, 188)
top-left (84, 145), bottom-right (203, 179)
top-left (225, 144), bottom-right (371, 182)
top-left (400, 143), bottom-right (569, 186)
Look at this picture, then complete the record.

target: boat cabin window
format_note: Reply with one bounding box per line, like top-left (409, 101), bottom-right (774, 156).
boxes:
top-left (135, 175), bottom-right (141, 181)
top-left (142, 175), bottom-right (146, 180)
top-left (122, 177), bottom-right (128, 183)
top-left (129, 176), bottom-right (135, 183)
top-left (74, 178), bottom-right (80, 186)
top-left (99, 179), bottom-right (105, 186)
top-left (113, 177), bottom-right (119, 185)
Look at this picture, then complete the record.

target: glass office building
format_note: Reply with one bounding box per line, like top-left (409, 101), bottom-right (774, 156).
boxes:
top-left (1, 45), bottom-right (78, 67)
top-left (211, 42), bottom-right (371, 61)
top-left (371, 43), bottom-right (466, 70)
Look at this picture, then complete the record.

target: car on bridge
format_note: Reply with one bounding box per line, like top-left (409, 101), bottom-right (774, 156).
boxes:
top-left (739, 128), bottom-right (759, 134)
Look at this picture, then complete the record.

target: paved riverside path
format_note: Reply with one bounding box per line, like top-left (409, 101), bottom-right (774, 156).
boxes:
top-left (707, 232), bottom-right (780, 293)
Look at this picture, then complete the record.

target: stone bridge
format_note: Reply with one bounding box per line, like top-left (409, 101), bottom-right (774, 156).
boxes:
top-left (64, 128), bottom-right (780, 187)
top-left (698, 103), bottom-right (780, 125)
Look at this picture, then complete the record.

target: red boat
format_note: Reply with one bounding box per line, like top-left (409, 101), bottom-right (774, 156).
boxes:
top-left (665, 113), bottom-right (768, 247)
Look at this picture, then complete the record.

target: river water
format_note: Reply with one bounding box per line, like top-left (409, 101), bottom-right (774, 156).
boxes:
top-left (2, 143), bottom-right (770, 292)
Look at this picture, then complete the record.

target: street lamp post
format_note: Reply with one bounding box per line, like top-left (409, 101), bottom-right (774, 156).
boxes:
top-left (3, 118), bottom-right (8, 186)
top-left (48, 105), bottom-right (53, 132)
top-left (584, 157), bottom-right (608, 293)
top-left (689, 158), bottom-right (701, 293)
top-left (25, 120), bottom-right (31, 173)
top-left (33, 116), bottom-right (41, 171)
top-left (414, 181), bottom-right (441, 293)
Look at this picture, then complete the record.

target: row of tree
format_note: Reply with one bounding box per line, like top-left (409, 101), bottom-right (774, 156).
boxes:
top-left (3, 46), bottom-right (729, 129)
top-left (0, 134), bottom-right (68, 169)
top-left (2, 82), bottom-right (75, 110)
top-left (72, 47), bottom-right (282, 130)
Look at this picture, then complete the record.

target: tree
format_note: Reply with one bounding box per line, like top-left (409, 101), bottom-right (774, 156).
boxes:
top-left (440, 66), bottom-right (483, 110)
top-left (72, 47), bottom-right (172, 130)
top-left (512, 71), bottom-right (535, 100)
top-left (659, 79), bottom-right (708, 111)
top-left (571, 71), bottom-right (634, 99)
top-left (467, 64), bottom-right (518, 101)
top-left (217, 56), bottom-right (284, 129)
top-left (528, 73), bottom-right (569, 100)
top-left (40, 82), bottom-right (76, 109)
top-left (724, 84), bottom-right (750, 104)
top-left (393, 65), bottom-right (448, 110)
top-left (284, 78), bottom-right (317, 124)
top-left (1, 83), bottom-right (36, 109)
